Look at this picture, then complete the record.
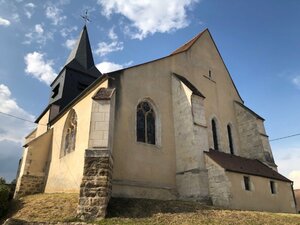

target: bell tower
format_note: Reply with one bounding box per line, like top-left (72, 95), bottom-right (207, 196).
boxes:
top-left (48, 25), bottom-right (102, 121)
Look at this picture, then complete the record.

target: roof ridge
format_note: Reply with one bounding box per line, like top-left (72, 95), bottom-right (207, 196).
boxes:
top-left (170, 29), bottom-right (208, 55)
top-left (205, 150), bottom-right (291, 182)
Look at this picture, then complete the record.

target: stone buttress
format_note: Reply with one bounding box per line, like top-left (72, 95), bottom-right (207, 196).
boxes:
top-left (171, 73), bottom-right (210, 202)
top-left (77, 87), bottom-right (116, 220)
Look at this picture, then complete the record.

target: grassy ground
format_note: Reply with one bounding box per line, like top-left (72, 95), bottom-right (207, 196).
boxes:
top-left (2, 193), bottom-right (300, 225)
top-left (1, 193), bottom-right (78, 223)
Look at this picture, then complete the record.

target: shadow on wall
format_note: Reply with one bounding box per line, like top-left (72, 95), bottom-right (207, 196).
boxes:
top-left (294, 189), bottom-right (300, 213)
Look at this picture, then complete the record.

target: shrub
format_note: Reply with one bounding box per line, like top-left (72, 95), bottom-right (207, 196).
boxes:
top-left (0, 183), bottom-right (10, 218)
top-left (8, 179), bottom-right (16, 200)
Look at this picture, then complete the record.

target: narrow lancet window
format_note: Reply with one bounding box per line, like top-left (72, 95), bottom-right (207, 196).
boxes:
top-left (136, 101), bottom-right (156, 145)
top-left (227, 124), bottom-right (234, 154)
top-left (212, 119), bottom-right (219, 150)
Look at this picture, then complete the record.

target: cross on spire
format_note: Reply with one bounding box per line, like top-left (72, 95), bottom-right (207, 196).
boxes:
top-left (81, 10), bottom-right (91, 25)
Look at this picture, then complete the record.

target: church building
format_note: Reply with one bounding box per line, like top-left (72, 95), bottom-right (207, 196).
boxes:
top-left (14, 25), bottom-right (297, 219)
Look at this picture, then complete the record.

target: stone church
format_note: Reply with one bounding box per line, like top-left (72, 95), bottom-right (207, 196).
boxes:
top-left (14, 25), bottom-right (297, 219)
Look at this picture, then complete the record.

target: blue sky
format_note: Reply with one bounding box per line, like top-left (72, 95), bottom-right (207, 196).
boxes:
top-left (0, 0), bottom-right (300, 188)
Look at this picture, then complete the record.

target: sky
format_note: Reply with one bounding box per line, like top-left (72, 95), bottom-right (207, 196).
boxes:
top-left (0, 0), bottom-right (300, 188)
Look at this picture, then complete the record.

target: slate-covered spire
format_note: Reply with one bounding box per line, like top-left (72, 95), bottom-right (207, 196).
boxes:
top-left (46, 25), bottom-right (102, 121)
top-left (65, 25), bottom-right (101, 77)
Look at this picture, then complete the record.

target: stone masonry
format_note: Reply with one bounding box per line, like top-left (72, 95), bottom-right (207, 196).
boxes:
top-left (14, 175), bottom-right (45, 198)
top-left (172, 74), bottom-right (210, 202)
top-left (205, 155), bottom-right (231, 207)
top-left (77, 149), bottom-right (113, 221)
top-left (234, 102), bottom-right (265, 161)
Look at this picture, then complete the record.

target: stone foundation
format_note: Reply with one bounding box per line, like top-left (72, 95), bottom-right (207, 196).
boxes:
top-left (14, 175), bottom-right (45, 198)
top-left (77, 149), bottom-right (113, 221)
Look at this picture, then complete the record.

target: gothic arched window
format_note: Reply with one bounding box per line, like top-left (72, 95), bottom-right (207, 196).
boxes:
top-left (136, 101), bottom-right (156, 145)
top-left (211, 118), bottom-right (219, 150)
top-left (61, 109), bottom-right (77, 157)
top-left (227, 124), bottom-right (234, 155)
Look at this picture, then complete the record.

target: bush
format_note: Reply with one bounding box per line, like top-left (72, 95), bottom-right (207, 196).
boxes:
top-left (0, 183), bottom-right (10, 218)
top-left (8, 179), bottom-right (16, 200)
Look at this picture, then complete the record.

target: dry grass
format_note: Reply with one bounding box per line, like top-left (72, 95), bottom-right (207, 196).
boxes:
top-left (100, 198), bottom-right (300, 225)
top-left (2, 193), bottom-right (300, 225)
top-left (5, 193), bottom-right (78, 222)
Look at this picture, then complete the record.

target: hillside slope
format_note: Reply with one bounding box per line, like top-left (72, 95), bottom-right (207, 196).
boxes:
top-left (2, 193), bottom-right (300, 225)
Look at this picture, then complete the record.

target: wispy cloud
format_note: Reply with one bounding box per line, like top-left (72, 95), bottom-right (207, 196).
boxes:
top-left (94, 26), bottom-right (124, 56)
top-left (0, 17), bottom-right (10, 26)
top-left (35, 24), bottom-right (43, 34)
top-left (24, 2), bottom-right (36, 18)
top-left (0, 84), bottom-right (35, 142)
top-left (24, 52), bottom-right (57, 85)
top-left (292, 76), bottom-right (300, 89)
top-left (97, 0), bottom-right (199, 39)
top-left (95, 41), bottom-right (124, 57)
top-left (23, 24), bottom-right (53, 46)
top-left (108, 27), bottom-right (118, 40)
top-left (64, 38), bottom-right (77, 50)
top-left (11, 13), bottom-right (20, 22)
top-left (60, 26), bottom-right (78, 38)
top-left (45, 5), bottom-right (66, 25)
top-left (96, 61), bottom-right (133, 73)
top-left (0, 84), bottom-right (35, 181)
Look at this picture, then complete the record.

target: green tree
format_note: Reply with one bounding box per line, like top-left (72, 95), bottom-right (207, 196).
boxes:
top-left (0, 177), bottom-right (6, 185)
top-left (0, 180), bottom-right (9, 218)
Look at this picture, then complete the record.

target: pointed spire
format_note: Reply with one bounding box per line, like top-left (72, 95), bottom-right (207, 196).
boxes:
top-left (65, 25), bottom-right (100, 76)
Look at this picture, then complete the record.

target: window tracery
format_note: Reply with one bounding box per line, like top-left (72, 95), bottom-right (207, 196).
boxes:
top-left (136, 101), bottom-right (156, 145)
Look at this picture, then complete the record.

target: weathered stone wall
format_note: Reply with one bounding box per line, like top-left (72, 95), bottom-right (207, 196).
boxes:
top-left (234, 102), bottom-right (277, 170)
top-left (172, 75), bottom-right (210, 201)
top-left (205, 155), bottom-right (231, 207)
top-left (234, 102), bottom-right (265, 161)
top-left (14, 175), bottom-right (45, 198)
top-left (77, 149), bottom-right (113, 221)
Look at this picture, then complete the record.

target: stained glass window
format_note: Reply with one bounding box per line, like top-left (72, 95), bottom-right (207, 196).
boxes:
top-left (136, 101), bottom-right (156, 145)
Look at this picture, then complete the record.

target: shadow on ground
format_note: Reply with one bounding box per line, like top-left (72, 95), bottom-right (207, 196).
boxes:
top-left (106, 197), bottom-right (213, 218)
top-left (0, 199), bottom-right (23, 224)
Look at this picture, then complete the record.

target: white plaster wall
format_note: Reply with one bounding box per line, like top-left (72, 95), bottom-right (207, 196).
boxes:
top-left (228, 172), bottom-right (296, 213)
top-left (44, 80), bottom-right (108, 193)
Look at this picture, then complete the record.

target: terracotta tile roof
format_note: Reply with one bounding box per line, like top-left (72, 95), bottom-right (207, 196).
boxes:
top-left (205, 149), bottom-right (291, 182)
top-left (171, 29), bottom-right (207, 55)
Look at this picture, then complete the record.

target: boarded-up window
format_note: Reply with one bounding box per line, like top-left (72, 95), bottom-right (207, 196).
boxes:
top-left (136, 101), bottom-right (156, 145)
